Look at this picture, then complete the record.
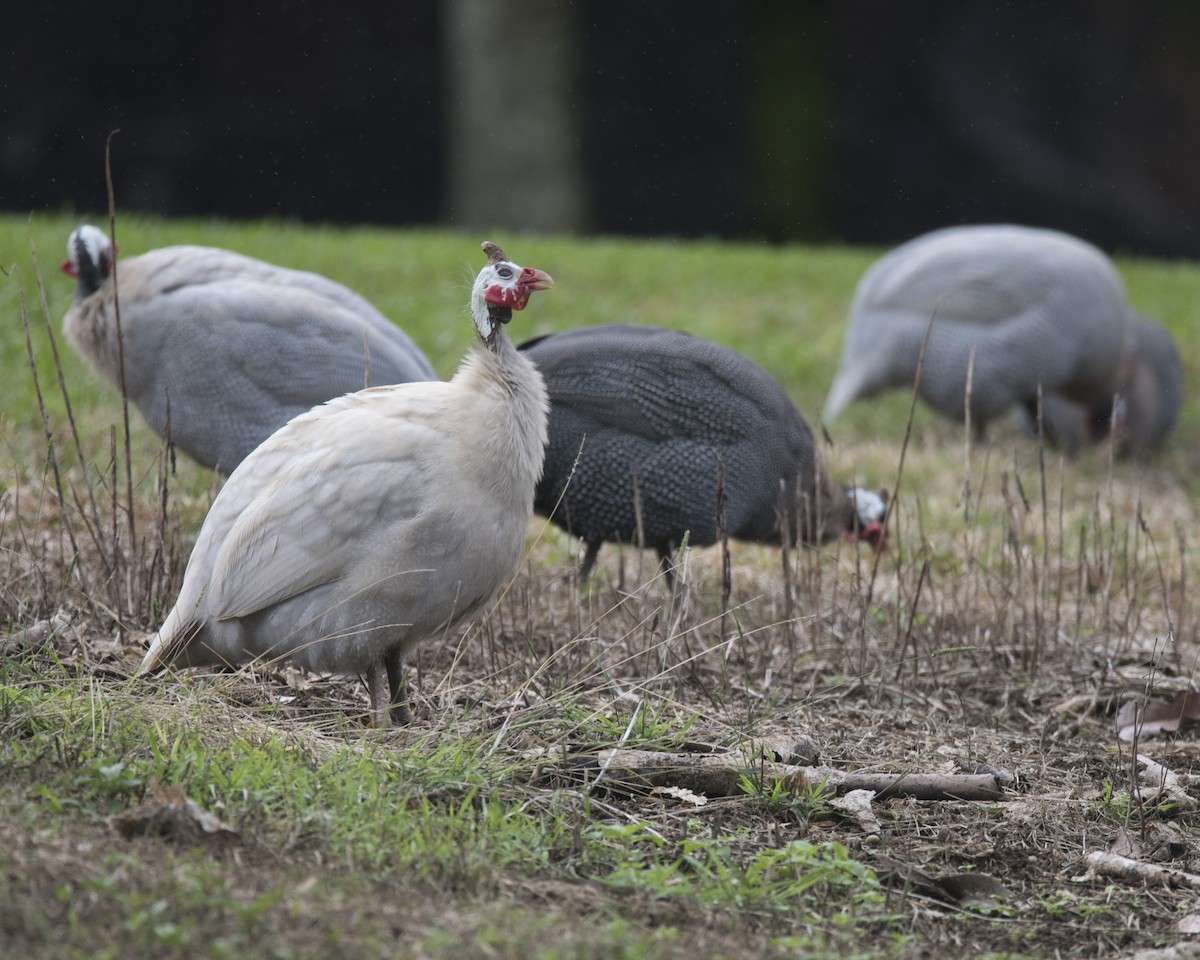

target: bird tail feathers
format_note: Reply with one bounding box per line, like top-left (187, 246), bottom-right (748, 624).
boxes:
top-left (136, 606), bottom-right (187, 675)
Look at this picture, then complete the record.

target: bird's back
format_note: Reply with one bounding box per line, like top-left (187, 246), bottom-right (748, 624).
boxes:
top-left (63, 245), bottom-right (437, 472)
top-left (521, 325), bottom-right (829, 552)
top-left (825, 225), bottom-right (1131, 424)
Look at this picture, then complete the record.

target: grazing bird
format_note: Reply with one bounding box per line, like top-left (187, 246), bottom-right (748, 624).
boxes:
top-left (61, 224), bottom-right (437, 474)
top-left (137, 242), bottom-right (552, 728)
top-left (823, 225), bottom-right (1135, 436)
top-left (1022, 311), bottom-right (1184, 456)
top-left (518, 324), bottom-right (886, 582)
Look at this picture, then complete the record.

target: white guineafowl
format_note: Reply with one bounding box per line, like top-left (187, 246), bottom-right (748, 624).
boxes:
top-left (62, 224), bottom-right (436, 473)
top-left (137, 242), bottom-right (552, 727)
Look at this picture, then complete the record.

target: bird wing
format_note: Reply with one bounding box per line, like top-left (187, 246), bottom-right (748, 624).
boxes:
top-left (136, 245), bottom-right (431, 363)
top-left (543, 352), bottom-right (765, 445)
top-left (198, 383), bottom-right (454, 622)
top-left (123, 280), bottom-right (436, 470)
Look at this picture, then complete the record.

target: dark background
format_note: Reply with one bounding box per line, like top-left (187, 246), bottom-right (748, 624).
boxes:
top-left (7, 1), bottom-right (1200, 257)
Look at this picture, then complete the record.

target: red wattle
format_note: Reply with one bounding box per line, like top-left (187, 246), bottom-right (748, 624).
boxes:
top-left (484, 284), bottom-right (532, 310)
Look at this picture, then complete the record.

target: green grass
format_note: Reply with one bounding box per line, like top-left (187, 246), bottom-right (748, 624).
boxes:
top-left (5, 211), bottom-right (1200, 958)
top-left (0, 659), bottom-right (891, 959)
top-left (8, 210), bottom-right (1198, 484)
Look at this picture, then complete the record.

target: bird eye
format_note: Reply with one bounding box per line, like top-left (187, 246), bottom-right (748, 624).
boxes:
top-left (496, 266), bottom-right (514, 280)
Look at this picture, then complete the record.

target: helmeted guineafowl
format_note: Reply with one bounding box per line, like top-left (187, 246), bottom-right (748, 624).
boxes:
top-left (138, 242), bottom-right (552, 728)
top-left (823, 225), bottom-right (1135, 436)
top-left (520, 324), bottom-right (886, 582)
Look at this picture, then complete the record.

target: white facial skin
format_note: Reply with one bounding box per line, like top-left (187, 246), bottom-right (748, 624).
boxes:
top-left (471, 257), bottom-right (554, 342)
top-left (67, 224), bottom-right (112, 273)
top-left (849, 488), bottom-right (887, 527)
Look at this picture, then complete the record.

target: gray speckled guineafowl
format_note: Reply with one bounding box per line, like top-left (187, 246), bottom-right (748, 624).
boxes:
top-left (519, 324), bottom-right (886, 582)
top-left (823, 224), bottom-right (1135, 435)
top-left (61, 224), bottom-right (437, 474)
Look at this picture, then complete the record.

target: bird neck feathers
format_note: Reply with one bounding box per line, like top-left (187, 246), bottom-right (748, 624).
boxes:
top-left (63, 291), bottom-right (127, 387)
top-left (452, 335), bottom-right (549, 495)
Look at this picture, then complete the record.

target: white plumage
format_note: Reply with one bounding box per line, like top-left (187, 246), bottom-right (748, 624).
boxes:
top-left (137, 241), bottom-right (552, 727)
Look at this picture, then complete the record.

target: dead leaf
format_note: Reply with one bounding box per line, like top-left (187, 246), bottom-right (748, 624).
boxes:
top-left (934, 872), bottom-right (1013, 905)
top-left (1116, 692), bottom-right (1200, 742)
top-left (830, 789), bottom-right (881, 836)
top-left (1110, 827), bottom-right (1143, 859)
top-left (1141, 823), bottom-right (1191, 862)
top-left (110, 782), bottom-right (239, 844)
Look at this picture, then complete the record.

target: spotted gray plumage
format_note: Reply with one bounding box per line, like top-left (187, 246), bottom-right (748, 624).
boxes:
top-left (520, 324), bottom-right (885, 580)
top-left (823, 224), bottom-right (1134, 431)
top-left (62, 225), bottom-right (437, 474)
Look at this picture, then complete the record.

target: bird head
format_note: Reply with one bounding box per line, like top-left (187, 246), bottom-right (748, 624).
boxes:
top-left (61, 224), bottom-right (116, 298)
top-left (472, 241), bottom-right (554, 342)
top-left (843, 487), bottom-right (888, 550)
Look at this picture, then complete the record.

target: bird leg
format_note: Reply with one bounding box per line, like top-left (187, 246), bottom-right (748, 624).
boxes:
top-left (656, 548), bottom-right (678, 589)
top-left (365, 658), bottom-right (392, 729)
top-left (365, 651), bottom-right (413, 728)
top-left (578, 541), bottom-right (603, 584)
top-left (384, 646), bottom-right (413, 725)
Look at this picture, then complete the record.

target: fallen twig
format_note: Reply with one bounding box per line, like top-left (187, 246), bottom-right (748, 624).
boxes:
top-left (534, 745), bottom-right (1009, 802)
top-left (1081, 850), bottom-right (1200, 889)
top-left (1137, 754), bottom-right (1198, 811)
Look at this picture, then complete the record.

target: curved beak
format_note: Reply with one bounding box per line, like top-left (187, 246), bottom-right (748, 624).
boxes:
top-left (519, 267), bottom-right (554, 292)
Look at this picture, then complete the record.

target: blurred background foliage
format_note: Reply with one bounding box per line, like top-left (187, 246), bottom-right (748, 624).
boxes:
top-left (7, 1), bottom-right (1200, 256)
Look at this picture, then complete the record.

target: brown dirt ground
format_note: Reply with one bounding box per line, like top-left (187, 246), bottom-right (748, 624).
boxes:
top-left (4, 430), bottom-right (1200, 958)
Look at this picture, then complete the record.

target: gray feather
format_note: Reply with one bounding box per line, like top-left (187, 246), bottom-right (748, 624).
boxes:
top-left (63, 231), bottom-right (437, 473)
top-left (1022, 312), bottom-right (1183, 455)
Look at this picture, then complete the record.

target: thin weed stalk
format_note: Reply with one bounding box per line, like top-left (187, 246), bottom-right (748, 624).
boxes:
top-left (17, 277), bottom-right (89, 601)
top-left (858, 302), bottom-right (939, 663)
top-left (105, 133), bottom-right (137, 570)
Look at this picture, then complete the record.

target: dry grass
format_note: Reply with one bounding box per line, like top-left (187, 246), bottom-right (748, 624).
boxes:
top-left (6, 416), bottom-right (1199, 956)
top-left (4, 221), bottom-right (1200, 958)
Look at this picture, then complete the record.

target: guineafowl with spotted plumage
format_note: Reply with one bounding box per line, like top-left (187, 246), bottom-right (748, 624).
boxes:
top-left (520, 324), bottom-right (886, 582)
